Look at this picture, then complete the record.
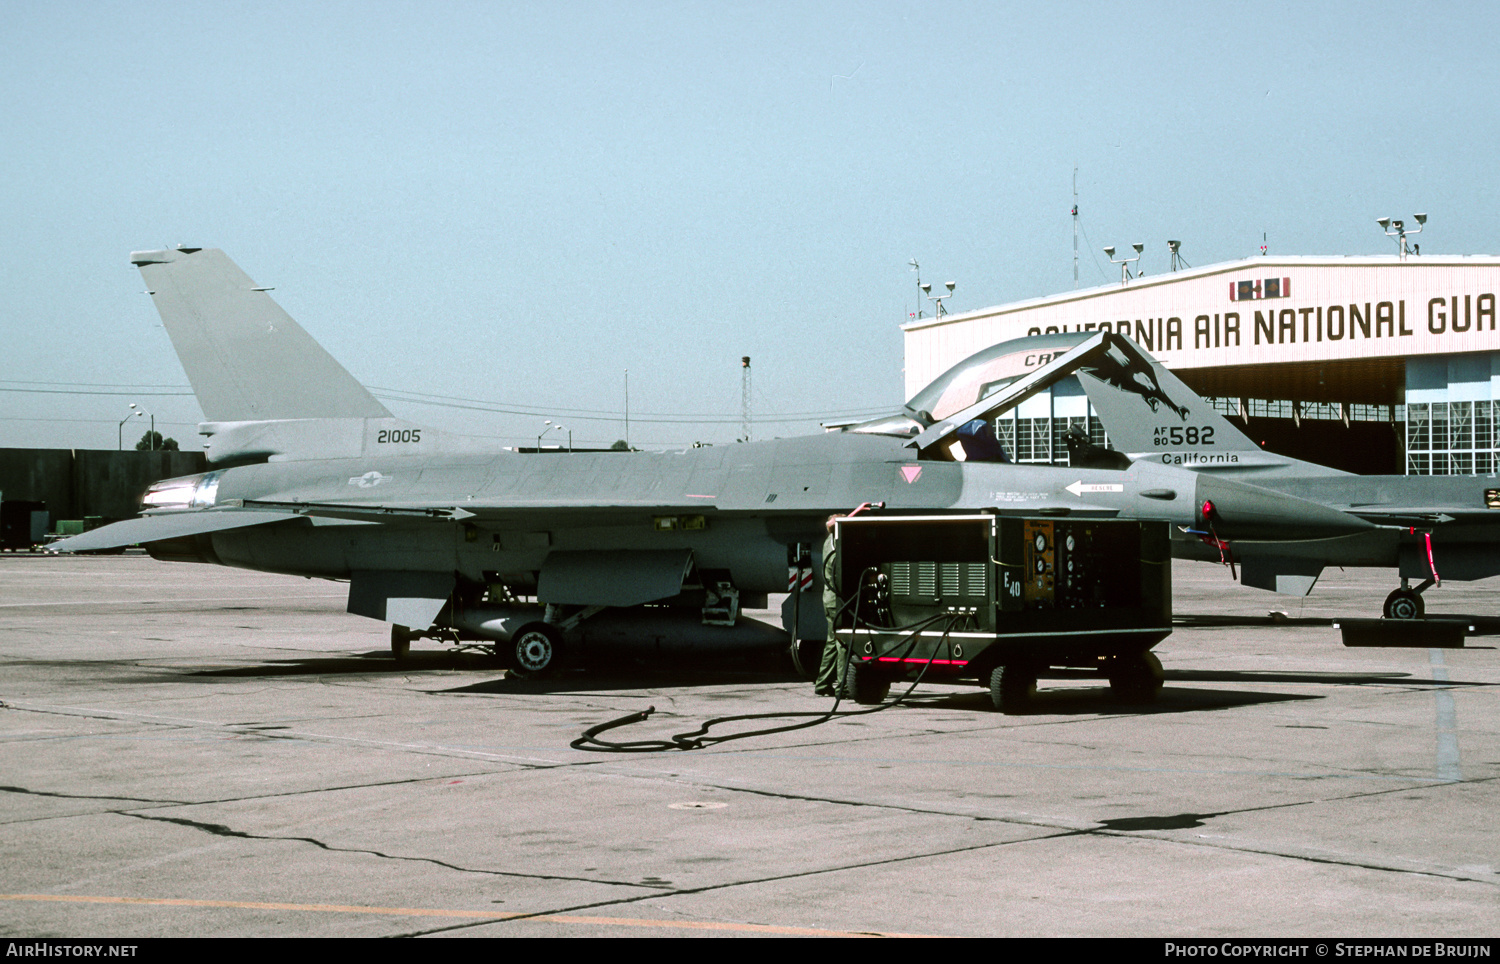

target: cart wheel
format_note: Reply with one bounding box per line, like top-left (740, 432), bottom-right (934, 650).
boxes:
top-left (988, 664), bottom-right (1036, 714)
top-left (1108, 650), bottom-right (1164, 704)
top-left (843, 661), bottom-right (891, 705)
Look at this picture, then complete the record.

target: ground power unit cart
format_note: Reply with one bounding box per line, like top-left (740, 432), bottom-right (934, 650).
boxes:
top-left (832, 513), bottom-right (1172, 713)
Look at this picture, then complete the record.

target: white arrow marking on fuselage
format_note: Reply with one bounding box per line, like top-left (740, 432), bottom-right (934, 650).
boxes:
top-left (1065, 480), bottom-right (1124, 497)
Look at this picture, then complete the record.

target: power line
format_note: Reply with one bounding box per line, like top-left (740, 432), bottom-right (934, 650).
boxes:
top-left (0, 378), bottom-right (892, 425)
top-left (0, 387), bottom-right (194, 397)
top-left (368, 388), bottom-right (891, 425)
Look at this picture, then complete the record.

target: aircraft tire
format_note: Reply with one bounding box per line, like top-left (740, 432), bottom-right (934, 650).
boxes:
top-left (508, 622), bottom-right (563, 679)
top-left (390, 625), bottom-right (411, 661)
top-left (1108, 650), bottom-right (1164, 704)
top-left (1383, 589), bottom-right (1424, 620)
top-left (843, 661), bottom-right (891, 705)
top-left (988, 663), bottom-right (1037, 714)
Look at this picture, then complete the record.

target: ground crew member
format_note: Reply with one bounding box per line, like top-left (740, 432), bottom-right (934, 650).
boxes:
top-left (814, 514), bottom-right (843, 696)
top-left (814, 502), bottom-right (884, 697)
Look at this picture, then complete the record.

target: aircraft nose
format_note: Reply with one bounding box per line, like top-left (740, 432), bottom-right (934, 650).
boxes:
top-left (1193, 475), bottom-right (1373, 541)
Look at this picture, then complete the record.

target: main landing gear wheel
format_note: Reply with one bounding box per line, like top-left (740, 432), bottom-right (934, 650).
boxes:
top-left (390, 625), bottom-right (412, 661)
top-left (508, 622), bottom-right (564, 679)
top-left (843, 661), bottom-right (891, 705)
top-left (1383, 588), bottom-right (1424, 620)
top-left (1108, 651), bottom-right (1164, 705)
top-left (988, 664), bottom-right (1037, 714)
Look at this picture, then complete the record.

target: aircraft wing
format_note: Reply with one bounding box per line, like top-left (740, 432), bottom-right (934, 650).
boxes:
top-left (233, 496), bottom-right (726, 524)
top-left (1338, 506), bottom-right (1488, 527)
top-left (50, 508), bottom-right (305, 553)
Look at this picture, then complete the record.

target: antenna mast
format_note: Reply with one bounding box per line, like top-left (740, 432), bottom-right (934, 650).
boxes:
top-left (1072, 167), bottom-right (1080, 289)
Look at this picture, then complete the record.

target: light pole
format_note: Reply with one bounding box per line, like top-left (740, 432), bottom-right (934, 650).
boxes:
top-left (117, 407), bottom-right (142, 451)
top-left (129, 403), bottom-right (155, 449)
top-left (537, 420), bottom-right (569, 452)
top-left (1104, 244), bottom-right (1143, 285)
top-left (1377, 213), bottom-right (1426, 260)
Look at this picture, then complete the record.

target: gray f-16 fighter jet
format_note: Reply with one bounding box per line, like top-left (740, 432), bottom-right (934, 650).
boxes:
top-left (56, 249), bottom-right (1372, 672)
top-left (944, 329), bottom-right (1500, 619)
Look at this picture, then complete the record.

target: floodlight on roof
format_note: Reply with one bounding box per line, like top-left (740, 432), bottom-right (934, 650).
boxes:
top-left (1377, 212), bottom-right (1425, 259)
top-left (1103, 243), bottom-right (1142, 285)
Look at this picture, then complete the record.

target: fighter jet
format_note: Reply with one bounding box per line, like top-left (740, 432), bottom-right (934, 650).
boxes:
top-left (55, 248), bottom-right (1373, 673)
top-left (943, 329), bottom-right (1500, 619)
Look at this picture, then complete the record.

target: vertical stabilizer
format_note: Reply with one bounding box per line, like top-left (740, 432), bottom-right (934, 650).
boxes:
top-left (131, 247), bottom-right (392, 422)
top-left (1076, 334), bottom-right (1345, 476)
top-left (1073, 335), bottom-right (1257, 454)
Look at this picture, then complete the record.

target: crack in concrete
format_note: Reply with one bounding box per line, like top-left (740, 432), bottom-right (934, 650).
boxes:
top-left (0, 784), bottom-right (181, 805)
top-left (391, 829), bottom-right (1086, 937)
top-left (397, 772), bottom-right (1500, 937)
top-left (121, 812), bottom-right (663, 890)
top-left (575, 764), bottom-right (1500, 886)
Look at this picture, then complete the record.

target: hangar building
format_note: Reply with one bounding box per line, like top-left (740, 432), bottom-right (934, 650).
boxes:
top-left (902, 255), bottom-right (1500, 475)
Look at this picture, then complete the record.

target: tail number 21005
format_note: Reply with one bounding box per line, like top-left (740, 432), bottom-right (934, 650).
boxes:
top-left (377, 429), bottom-right (422, 444)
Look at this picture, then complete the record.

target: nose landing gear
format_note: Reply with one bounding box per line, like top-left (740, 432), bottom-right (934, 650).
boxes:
top-left (1383, 578), bottom-right (1434, 620)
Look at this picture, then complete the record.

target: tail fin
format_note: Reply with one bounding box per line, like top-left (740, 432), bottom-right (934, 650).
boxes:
top-left (1074, 334), bottom-right (1344, 475)
top-left (131, 247), bottom-right (391, 422)
top-left (1071, 334), bottom-right (1257, 454)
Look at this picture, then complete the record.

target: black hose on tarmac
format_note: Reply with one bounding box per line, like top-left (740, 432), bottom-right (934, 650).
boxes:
top-left (569, 598), bottom-right (968, 752)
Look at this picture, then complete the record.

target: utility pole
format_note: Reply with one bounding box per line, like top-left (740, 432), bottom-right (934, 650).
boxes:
top-left (740, 356), bottom-right (752, 443)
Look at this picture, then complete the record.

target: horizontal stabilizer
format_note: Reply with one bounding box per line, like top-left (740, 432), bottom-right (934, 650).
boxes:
top-left (50, 510), bottom-right (300, 553)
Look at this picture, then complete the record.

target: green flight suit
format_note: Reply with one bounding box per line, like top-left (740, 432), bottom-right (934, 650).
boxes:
top-left (814, 531), bottom-right (845, 696)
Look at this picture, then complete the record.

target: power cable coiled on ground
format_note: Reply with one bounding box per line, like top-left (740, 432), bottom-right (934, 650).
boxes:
top-left (570, 576), bottom-right (968, 753)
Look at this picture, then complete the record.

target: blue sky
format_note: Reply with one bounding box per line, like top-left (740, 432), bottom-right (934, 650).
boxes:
top-left (3, 1), bottom-right (1496, 450)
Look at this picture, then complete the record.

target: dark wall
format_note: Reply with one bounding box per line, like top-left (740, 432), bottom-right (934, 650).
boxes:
top-left (1234, 419), bottom-right (1405, 475)
top-left (0, 449), bottom-right (207, 521)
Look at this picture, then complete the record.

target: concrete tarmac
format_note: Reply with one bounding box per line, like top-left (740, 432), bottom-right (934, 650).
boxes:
top-left (1, 553), bottom-right (1496, 938)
